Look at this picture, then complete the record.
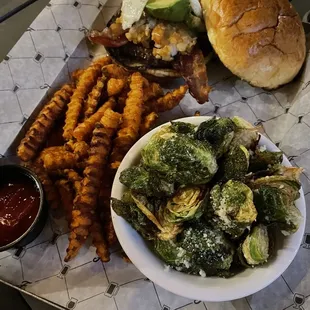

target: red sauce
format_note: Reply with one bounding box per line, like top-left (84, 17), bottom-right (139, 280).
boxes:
top-left (0, 174), bottom-right (40, 246)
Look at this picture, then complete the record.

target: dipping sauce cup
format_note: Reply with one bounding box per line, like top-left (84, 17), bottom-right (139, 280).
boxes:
top-left (0, 165), bottom-right (48, 251)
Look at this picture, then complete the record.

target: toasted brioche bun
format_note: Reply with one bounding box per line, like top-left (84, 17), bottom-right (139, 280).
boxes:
top-left (200, 0), bottom-right (306, 89)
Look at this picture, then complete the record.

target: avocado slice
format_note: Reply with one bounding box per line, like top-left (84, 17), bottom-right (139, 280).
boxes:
top-left (146, 0), bottom-right (190, 22)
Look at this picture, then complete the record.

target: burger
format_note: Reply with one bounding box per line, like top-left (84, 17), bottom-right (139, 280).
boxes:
top-left (88, 0), bottom-right (306, 104)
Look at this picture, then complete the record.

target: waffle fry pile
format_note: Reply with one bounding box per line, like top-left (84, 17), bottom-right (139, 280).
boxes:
top-left (17, 56), bottom-right (188, 262)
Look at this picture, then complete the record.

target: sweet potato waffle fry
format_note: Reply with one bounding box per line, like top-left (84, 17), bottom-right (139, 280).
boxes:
top-left (110, 72), bottom-right (144, 170)
top-left (63, 56), bottom-right (112, 140)
top-left (65, 109), bottom-right (122, 261)
top-left (84, 75), bottom-right (107, 118)
top-left (17, 58), bottom-right (188, 262)
top-left (17, 84), bottom-right (74, 162)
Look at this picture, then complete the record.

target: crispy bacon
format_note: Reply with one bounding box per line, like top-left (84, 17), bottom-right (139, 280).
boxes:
top-left (175, 47), bottom-right (211, 104)
top-left (88, 23), bottom-right (128, 48)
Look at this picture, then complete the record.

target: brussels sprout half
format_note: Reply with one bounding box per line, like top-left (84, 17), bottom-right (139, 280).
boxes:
top-left (111, 197), bottom-right (159, 240)
top-left (249, 149), bottom-right (283, 173)
top-left (218, 145), bottom-right (250, 182)
top-left (230, 116), bottom-right (260, 150)
top-left (119, 165), bottom-right (174, 197)
top-left (195, 118), bottom-right (235, 158)
top-left (154, 224), bottom-right (235, 277)
top-left (163, 186), bottom-right (207, 223)
top-left (209, 180), bottom-right (257, 238)
top-left (241, 224), bottom-right (269, 266)
top-left (251, 175), bottom-right (302, 235)
top-left (142, 126), bottom-right (218, 185)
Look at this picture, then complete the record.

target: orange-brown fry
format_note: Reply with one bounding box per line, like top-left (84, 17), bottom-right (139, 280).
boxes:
top-left (102, 64), bottom-right (128, 78)
top-left (37, 146), bottom-right (66, 165)
top-left (65, 109), bottom-right (122, 262)
top-left (107, 78), bottom-right (126, 97)
top-left (153, 85), bottom-right (188, 113)
top-left (71, 69), bottom-right (84, 84)
top-left (194, 111), bottom-right (201, 116)
top-left (17, 84), bottom-right (73, 162)
top-left (139, 112), bottom-right (159, 136)
top-left (73, 97), bottom-right (116, 142)
top-left (84, 75), bottom-right (106, 118)
top-left (142, 82), bottom-right (163, 102)
top-left (90, 216), bottom-right (110, 262)
top-left (92, 56), bottom-right (112, 67)
top-left (43, 151), bottom-right (77, 171)
top-left (63, 62), bottom-right (106, 140)
top-left (65, 140), bottom-right (89, 160)
top-left (116, 86), bottom-right (129, 113)
top-left (110, 72), bottom-right (144, 169)
top-left (56, 179), bottom-right (74, 224)
top-left (26, 161), bottom-right (60, 209)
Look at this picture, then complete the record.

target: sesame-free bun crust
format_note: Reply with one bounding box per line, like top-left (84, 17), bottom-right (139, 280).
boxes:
top-left (200, 0), bottom-right (306, 89)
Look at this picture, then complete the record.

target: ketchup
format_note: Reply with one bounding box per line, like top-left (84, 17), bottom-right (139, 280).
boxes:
top-left (0, 174), bottom-right (40, 246)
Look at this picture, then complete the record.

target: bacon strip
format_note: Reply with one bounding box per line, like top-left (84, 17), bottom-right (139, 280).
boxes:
top-left (88, 23), bottom-right (128, 48)
top-left (175, 47), bottom-right (211, 104)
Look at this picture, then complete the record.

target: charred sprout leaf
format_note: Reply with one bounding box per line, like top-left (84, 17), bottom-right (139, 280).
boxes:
top-left (119, 166), bottom-right (174, 197)
top-left (241, 224), bottom-right (269, 266)
top-left (130, 192), bottom-right (183, 240)
top-left (195, 118), bottom-right (235, 158)
top-left (170, 121), bottom-right (196, 137)
top-left (157, 203), bottom-right (184, 240)
top-left (163, 186), bottom-right (207, 223)
top-left (111, 198), bottom-right (158, 240)
top-left (218, 145), bottom-right (250, 182)
top-left (154, 224), bottom-right (234, 277)
top-left (209, 180), bottom-right (257, 238)
top-left (230, 116), bottom-right (259, 150)
top-left (249, 149), bottom-right (283, 173)
top-left (251, 175), bottom-right (302, 235)
top-left (142, 126), bottom-right (218, 185)
top-left (271, 166), bottom-right (304, 180)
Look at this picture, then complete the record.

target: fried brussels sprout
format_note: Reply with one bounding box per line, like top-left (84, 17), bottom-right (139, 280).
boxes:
top-left (209, 180), bottom-right (257, 238)
top-left (142, 126), bottom-right (218, 185)
top-left (240, 224), bottom-right (269, 266)
top-left (111, 197), bottom-right (159, 240)
top-left (230, 116), bottom-right (259, 150)
top-left (170, 121), bottom-right (196, 137)
top-left (162, 186), bottom-right (207, 223)
top-left (218, 145), bottom-right (250, 182)
top-left (195, 118), bottom-right (235, 158)
top-left (154, 224), bottom-right (235, 277)
top-left (251, 175), bottom-right (302, 235)
top-left (119, 166), bottom-right (174, 197)
top-left (249, 148), bottom-right (283, 172)
top-left (131, 192), bottom-right (183, 241)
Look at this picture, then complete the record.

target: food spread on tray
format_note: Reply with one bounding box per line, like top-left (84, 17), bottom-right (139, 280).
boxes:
top-left (0, 173), bottom-right (40, 247)
top-left (112, 117), bottom-right (303, 277)
top-left (16, 56), bottom-right (188, 262)
top-left (88, 0), bottom-right (306, 102)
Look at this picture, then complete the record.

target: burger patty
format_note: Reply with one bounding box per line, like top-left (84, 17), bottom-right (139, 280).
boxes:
top-left (108, 42), bottom-right (174, 69)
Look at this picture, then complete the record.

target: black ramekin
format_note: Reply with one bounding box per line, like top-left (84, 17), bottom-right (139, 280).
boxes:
top-left (0, 164), bottom-right (48, 251)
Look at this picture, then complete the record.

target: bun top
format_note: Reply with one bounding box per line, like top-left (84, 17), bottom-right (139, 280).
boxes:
top-left (201, 0), bottom-right (306, 89)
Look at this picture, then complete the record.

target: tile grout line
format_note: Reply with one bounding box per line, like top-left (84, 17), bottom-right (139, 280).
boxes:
top-left (152, 282), bottom-right (162, 308)
top-left (76, 290), bottom-right (106, 304)
top-left (281, 275), bottom-right (294, 294)
top-left (119, 277), bottom-right (146, 287)
top-left (28, 31), bottom-right (47, 86)
top-left (245, 297), bottom-right (253, 310)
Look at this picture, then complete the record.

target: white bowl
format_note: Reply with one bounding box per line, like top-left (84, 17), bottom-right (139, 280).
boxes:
top-left (111, 116), bottom-right (306, 302)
